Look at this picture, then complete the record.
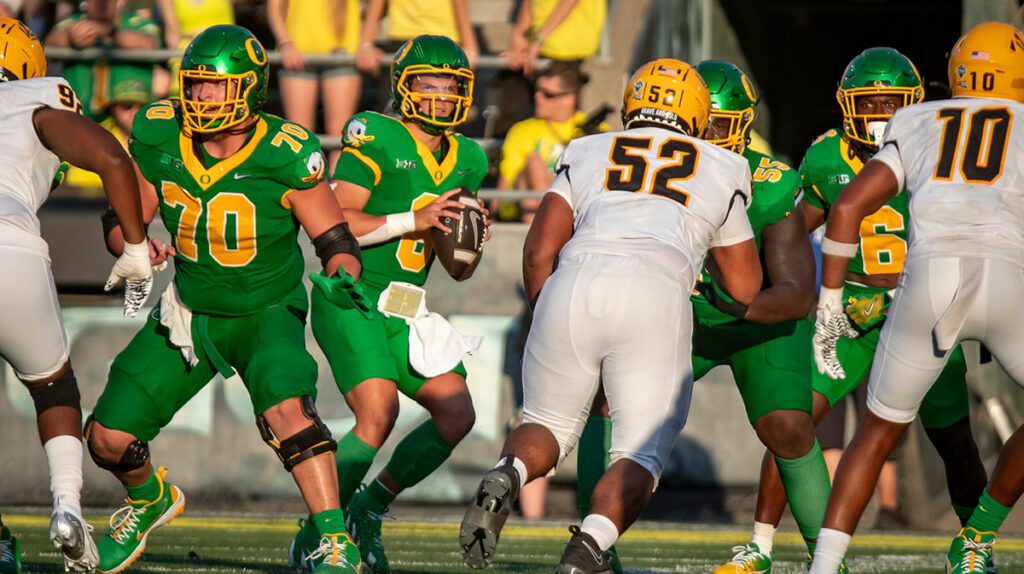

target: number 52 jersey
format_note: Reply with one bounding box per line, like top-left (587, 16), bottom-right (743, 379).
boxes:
top-left (546, 125), bottom-right (754, 284)
top-left (874, 97), bottom-right (1024, 265)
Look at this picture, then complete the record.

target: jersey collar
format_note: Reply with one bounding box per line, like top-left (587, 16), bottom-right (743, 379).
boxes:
top-left (398, 121), bottom-right (460, 185)
top-left (179, 117), bottom-right (268, 191)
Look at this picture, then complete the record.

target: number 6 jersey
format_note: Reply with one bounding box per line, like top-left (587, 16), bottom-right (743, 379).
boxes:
top-left (546, 125), bottom-right (754, 284)
top-left (872, 97), bottom-right (1024, 265)
top-left (130, 100), bottom-right (327, 315)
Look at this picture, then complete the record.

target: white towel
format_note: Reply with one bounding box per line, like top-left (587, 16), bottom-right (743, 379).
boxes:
top-left (159, 282), bottom-right (199, 367)
top-left (407, 312), bottom-right (483, 378)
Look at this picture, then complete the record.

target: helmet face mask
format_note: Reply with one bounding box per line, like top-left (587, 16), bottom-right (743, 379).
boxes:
top-left (0, 18), bottom-right (46, 81)
top-left (696, 60), bottom-right (758, 153)
top-left (179, 26), bottom-right (268, 134)
top-left (391, 36), bottom-right (474, 135)
top-left (622, 58), bottom-right (710, 137)
top-left (836, 47), bottom-right (923, 149)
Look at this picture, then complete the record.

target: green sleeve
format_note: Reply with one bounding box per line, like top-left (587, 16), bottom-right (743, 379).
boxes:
top-left (764, 167), bottom-right (799, 224)
top-left (275, 126), bottom-right (327, 190)
top-left (462, 138), bottom-right (489, 193)
top-left (129, 101), bottom-right (179, 184)
top-left (332, 112), bottom-right (386, 190)
top-left (799, 153), bottom-right (828, 210)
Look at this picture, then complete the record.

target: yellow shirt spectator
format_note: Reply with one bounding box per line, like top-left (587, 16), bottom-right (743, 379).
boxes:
top-left (173, 0), bottom-right (233, 47)
top-left (499, 111), bottom-right (593, 185)
top-left (287, 0), bottom-right (361, 55)
top-left (387, 0), bottom-right (459, 43)
top-left (534, 0), bottom-right (605, 61)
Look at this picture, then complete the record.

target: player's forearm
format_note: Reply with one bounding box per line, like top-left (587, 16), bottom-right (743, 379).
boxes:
top-left (100, 158), bottom-right (147, 245)
top-left (522, 254), bottom-right (555, 310)
top-left (821, 203), bottom-right (863, 290)
top-left (744, 281), bottom-right (814, 323)
top-left (341, 209), bottom-right (389, 239)
top-left (534, 0), bottom-right (580, 40)
top-left (360, 0), bottom-right (385, 45)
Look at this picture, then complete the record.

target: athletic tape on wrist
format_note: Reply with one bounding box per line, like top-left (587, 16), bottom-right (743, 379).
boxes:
top-left (821, 237), bottom-right (858, 258)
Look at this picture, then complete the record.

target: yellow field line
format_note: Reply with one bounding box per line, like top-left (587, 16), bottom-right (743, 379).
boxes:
top-left (5, 514), bottom-right (1022, 551)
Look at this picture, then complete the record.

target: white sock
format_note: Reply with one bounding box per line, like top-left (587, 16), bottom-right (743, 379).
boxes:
top-left (751, 521), bottom-right (776, 553)
top-left (496, 456), bottom-right (528, 487)
top-left (43, 435), bottom-right (83, 515)
top-left (809, 528), bottom-right (852, 574)
top-left (580, 513), bottom-right (619, 552)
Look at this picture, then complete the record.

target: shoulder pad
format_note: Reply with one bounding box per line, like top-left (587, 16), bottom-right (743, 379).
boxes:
top-left (131, 100), bottom-right (182, 148)
top-left (342, 111), bottom-right (400, 149)
top-left (260, 114), bottom-right (327, 188)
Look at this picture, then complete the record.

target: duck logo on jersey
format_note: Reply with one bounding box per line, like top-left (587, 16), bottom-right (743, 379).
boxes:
top-left (344, 118), bottom-right (375, 147)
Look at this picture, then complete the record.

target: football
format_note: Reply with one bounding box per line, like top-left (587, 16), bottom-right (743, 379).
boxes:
top-left (431, 187), bottom-right (485, 282)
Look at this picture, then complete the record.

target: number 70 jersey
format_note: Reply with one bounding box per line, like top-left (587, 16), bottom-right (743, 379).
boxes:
top-left (875, 97), bottom-right (1024, 264)
top-left (130, 100), bottom-right (327, 316)
top-left (546, 126), bottom-right (754, 282)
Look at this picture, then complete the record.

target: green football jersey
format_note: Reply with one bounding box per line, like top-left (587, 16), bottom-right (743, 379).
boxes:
top-left (800, 128), bottom-right (909, 277)
top-left (692, 147), bottom-right (799, 325)
top-left (130, 101), bottom-right (327, 316)
top-left (333, 111), bottom-right (488, 295)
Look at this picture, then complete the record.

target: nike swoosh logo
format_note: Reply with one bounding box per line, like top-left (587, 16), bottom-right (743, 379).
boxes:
top-left (233, 173), bottom-right (250, 180)
top-left (457, 169), bottom-right (470, 175)
top-left (864, 298), bottom-right (877, 317)
top-left (580, 539), bottom-right (603, 564)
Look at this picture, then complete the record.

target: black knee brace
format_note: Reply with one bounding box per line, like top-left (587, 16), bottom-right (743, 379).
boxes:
top-left (83, 415), bottom-right (150, 473)
top-left (257, 396), bottom-right (337, 472)
top-left (26, 366), bottom-right (81, 416)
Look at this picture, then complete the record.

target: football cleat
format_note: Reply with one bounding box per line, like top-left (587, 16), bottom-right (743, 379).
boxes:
top-left (346, 488), bottom-right (391, 573)
top-left (460, 464), bottom-right (521, 569)
top-left (50, 497), bottom-right (99, 573)
top-left (947, 527), bottom-right (997, 574)
top-left (0, 524), bottom-right (20, 574)
top-left (308, 533), bottom-right (361, 574)
top-left (714, 543), bottom-right (773, 574)
top-left (97, 467), bottom-right (185, 574)
top-left (605, 545), bottom-right (624, 574)
top-left (288, 517), bottom-right (320, 573)
top-left (555, 525), bottom-right (612, 574)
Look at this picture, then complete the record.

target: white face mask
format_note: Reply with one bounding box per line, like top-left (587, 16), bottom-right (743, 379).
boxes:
top-left (867, 120), bottom-right (888, 146)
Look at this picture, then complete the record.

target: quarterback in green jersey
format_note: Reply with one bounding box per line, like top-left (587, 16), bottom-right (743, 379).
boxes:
top-left (88, 25), bottom-right (368, 574)
top-left (735, 47), bottom-right (989, 572)
top-left (288, 35), bottom-right (489, 574)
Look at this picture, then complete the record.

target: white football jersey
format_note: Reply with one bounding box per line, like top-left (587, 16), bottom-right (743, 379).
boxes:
top-left (874, 97), bottom-right (1024, 265)
top-left (546, 125), bottom-right (754, 283)
top-left (0, 76), bottom-right (80, 252)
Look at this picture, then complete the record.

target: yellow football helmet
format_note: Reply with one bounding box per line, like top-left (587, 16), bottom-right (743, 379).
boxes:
top-left (0, 18), bottom-right (46, 81)
top-left (622, 58), bottom-right (710, 137)
top-left (949, 22), bottom-right (1024, 102)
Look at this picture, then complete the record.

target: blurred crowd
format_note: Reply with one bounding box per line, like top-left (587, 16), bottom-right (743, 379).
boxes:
top-left (9, 0), bottom-right (610, 222)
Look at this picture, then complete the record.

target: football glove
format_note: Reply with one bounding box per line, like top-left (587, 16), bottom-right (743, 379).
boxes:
top-left (813, 287), bottom-right (859, 380)
top-left (695, 279), bottom-right (749, 319)
top-left (104, 240), bottom-right (154, 318)
top-left (309, 271), bottom-right (375, 318)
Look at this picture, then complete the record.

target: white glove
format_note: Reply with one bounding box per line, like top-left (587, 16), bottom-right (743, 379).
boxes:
top-left (813, 287), bottom-right (859, 380)
top-left (105, 240), bottom-right (154, 317)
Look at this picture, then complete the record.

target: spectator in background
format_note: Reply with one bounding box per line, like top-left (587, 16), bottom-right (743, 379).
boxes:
top-left (495, 62), bottom-right (605, 222)
top-left (356, 0), bottom-right (477, 73)
top-left (268, 0), bottom-right (361, 171)
top-left (507, 0), bottom-right (606, 75)
top-left (63, 75), bottom-right (153, 196)
top-left (155, 0), bottom-right (234, 95)
top-left (46, 0), bottom-right (159, 121)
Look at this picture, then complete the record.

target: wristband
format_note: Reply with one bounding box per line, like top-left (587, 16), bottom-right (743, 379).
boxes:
top-left (821, 237), bottom-right (858, 258)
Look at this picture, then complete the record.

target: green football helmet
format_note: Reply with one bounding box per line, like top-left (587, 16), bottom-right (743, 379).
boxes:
top-left (179, 25), bottom-right (268, 134)
top-left (836, 47), bottom-right (923, 148)
top-left (697, 60), bottom-right (759, 152)
top-left (391, 35), bottom-right (474, 134)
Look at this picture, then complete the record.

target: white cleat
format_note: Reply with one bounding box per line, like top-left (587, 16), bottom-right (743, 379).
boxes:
top-left (50, 500), bottom-right (99, 573)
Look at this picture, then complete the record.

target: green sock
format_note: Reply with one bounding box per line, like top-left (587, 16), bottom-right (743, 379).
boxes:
top-left (967, 490), bottom-right (1012, 534)
top-left (953, 503), bottom-right (975, 527)
top-left (383, 420), bottom-right (454, 491)
top-left (577, 415), bottom-right (611, 518)
top-left (312, 509), bottom-right (347, 536)
top-left (336, 431), bottom-right (379, 508)
top-left (125, 467), bottom-right (161, 502)
top-left (775, 439), bottom-right (830, 543)
top-left (364, 479), bottom-right (397, 513)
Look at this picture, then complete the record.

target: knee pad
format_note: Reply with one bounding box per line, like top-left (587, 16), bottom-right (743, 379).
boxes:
top-left (83, 415), bottom-right (150, 473)
top-left (26, 367), bottom-right (81, 416)
top-left (257, 396), bottom-right (337, 472)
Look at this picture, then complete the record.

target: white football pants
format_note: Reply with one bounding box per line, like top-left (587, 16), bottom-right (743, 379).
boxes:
top-left (0, 246), bottom-right (69, 381)
top-left (521, 252), bottom-right (694, 481)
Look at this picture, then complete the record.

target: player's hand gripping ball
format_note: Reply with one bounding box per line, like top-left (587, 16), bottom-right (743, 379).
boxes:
top-left (431, 187), bottom-right (485, 281)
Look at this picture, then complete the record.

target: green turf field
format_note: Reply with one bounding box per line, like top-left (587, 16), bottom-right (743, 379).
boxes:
top-left (6, 512), bottom-right (1024, 573)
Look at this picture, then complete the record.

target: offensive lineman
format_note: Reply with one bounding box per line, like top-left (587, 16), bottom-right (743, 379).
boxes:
top-left (727, 48), bottom-right (991, 573)
top-left (0, 18), bottom-right (153, 574)
top-left (809, 23), bottom-right (1024, 574)
top-left (289, 35), bottom-right (490, 574)
top-left (460, 58), bottom-right (763, 574)
top-left (87, 25), bottom-right (369, 574)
